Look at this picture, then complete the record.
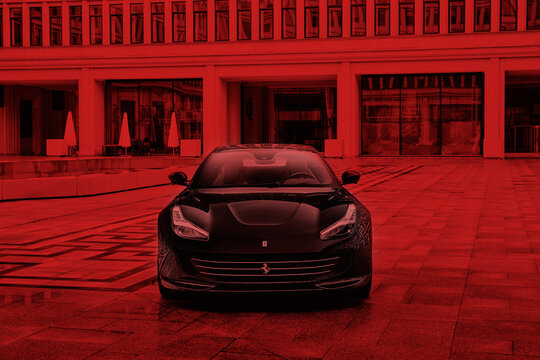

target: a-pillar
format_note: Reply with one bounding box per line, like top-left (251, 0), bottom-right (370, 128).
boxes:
top-left (203, 66), bottom-right (228, 155)
top-left (338, 62), bottom-right (360, 157)
top-left (484, 58), bottom-right (505, 158)
top-left (78, 68), bottom-right (105, 155)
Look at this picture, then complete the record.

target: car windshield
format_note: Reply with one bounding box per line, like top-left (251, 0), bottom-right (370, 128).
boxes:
top-left (191, 149), bottom-right (337, 188)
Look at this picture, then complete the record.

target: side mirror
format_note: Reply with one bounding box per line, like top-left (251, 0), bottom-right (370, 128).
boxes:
top-left (342, 170), bottom-right (360, 185)
top-left (169, 171), bottom-right (188, 186)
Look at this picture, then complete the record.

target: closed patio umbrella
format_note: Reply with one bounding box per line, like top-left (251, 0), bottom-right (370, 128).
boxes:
top-left (168, 112), bottom-right (180, 156)
top-left (64, 111), bottom-right (77, 155)
top-left (119, 112), bottom-right (131, 155)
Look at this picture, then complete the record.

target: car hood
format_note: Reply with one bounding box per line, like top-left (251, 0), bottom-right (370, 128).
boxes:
top-left (169, 187), bottom-right (354, 253)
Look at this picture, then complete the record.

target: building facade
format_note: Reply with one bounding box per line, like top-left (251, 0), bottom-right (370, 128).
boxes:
top-left (0, 0), bottom-right (539, 157)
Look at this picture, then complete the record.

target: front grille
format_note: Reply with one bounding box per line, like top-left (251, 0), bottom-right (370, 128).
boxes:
top-left (190, 254), bottom-right (346, 285)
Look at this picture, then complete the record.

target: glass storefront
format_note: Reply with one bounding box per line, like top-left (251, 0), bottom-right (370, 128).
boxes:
top-left (505, 84), bottom-right (540, 153)
top-left (361, 73), bottom-right (483, 155)
top-left (105, 80), bottom-right (203, 153)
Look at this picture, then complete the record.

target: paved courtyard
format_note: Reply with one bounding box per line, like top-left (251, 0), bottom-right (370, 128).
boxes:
top-left (1, 157), bottom-right (540, 359)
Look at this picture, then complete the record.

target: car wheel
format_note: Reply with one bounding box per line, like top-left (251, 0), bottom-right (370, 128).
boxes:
top-left (157, 273), bottom-right (176, 299)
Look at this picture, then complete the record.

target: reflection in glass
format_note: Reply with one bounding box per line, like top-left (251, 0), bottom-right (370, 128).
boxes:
top-left (238, 0), bottom-right (251, 40)
top-left (527, 0), bottom-right (540, 29)
top-left (90, 5), bottom-right (103, 44)
top-left (216, 0), bottom-right (229, 41)
top-left (10, 8), bottom-right (22, 47)
top-left (305, 0), bottom-right (319, 38)
top-left (173, 2), bottom-right (186, 42)
top-left (131, 3), bottom-right (144, 43)
top-left (152, 3), bottom-right (165, 43)
top-left (376, 0), bottom-right (390, 35)
top-left (424, 1), bottom-right (439, 33)
top-left (260, 0), bottom-right (274, 39)
top-left (399, 0), bottom-right (414, 34)
top-left (328, 0), bottom-right (342, 37)
top-left (351, 0), bottom-right (366, 36)
top-left (194, 0), bottom-right (208, 41)
top-left (106, 80), bottom-right (203, 153)
top-left (449, 0), bottom-right (465, 32)
top-left (475, 0), bottom-right (490, 31)
top-left (70, 6), bottom-right (82, 45)
top-left (110, 5), bottom-right (123, 44)
top-left (505, 84), bottom-right (540, 153)
top-left (282, 0), bottom-right (296, 38)
top-left (500, 0), bottom-right (517, 30)
top-left (30, 7), bottom-right (42, 46)
top-left (50, 7), bottom-right (62, 45)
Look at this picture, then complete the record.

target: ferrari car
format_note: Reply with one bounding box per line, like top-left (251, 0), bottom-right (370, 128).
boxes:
top-left (157, 144), bottom-right (372, 297)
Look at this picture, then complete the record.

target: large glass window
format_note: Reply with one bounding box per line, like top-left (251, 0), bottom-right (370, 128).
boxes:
top-left (152, 2), bottom-right (165, 43)
top-left (50, 6), bottom-right (62, 45)
top-left (500, 0), bottom-right (517, 30)
top-left (305, 0), bottom-right (319, 38)
top-left (362, 73), bottom-right (483, 155)
top-left (505, 84), bottom-right (540, 153)
top-left (172, 2), bottom-right (186, 42)
top-left (475, 0), bottom-right (490, 31)
top-left (449, 0), bottom-right (465, 32)
top-left (90, 5), bottom-right (103, 44)
top-left (110, 5), bottom-right (123, 44)
top-left (131, 3), bottom-right (144, 43)
top-left (376, 0), bottom-right (390, 35)
top-left (328, 0), bottom-right (342, 37)
top-left (10, 8), bottom-right (22, 47)
top-left (0, 8), bottom-right (2, 47)
top-left (424, 0), bottom-right (439, 33)
top-left (194, 0), bottom-right (208, 41)
top-left (260, 0), bottom-right (274, 39)
top-left (106, 80), bottom-right (203, 153)
top-left (216, 0), bottom-right (229, 41)
top-left (351, 0), bottom-right (366, 36)
top-left (30, 7), bottom-right (42, 46)
top-left (238, 0), bottom-right (251, 40)
top-left (527, 0), bottom-right (540, 29)
top-left (70, 5), bottom-right (82, 45)
top-left (399, 0), bottom-right (414, 34)
top-left (282, 0), bottom-right (296, 38)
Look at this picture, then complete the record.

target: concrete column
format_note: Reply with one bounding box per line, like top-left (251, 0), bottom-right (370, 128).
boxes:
top-left (208, 0), bottom-right (215, 41)
top-left (203, 66), bottom-right (228, 154)
top-left (343, 0), bottom-right (351, 37)
top-left (78, 68), bottom-right (98, 155)
top-left (230, 0), bottom-right (238, 41)
top-left (320, 0), bottom-right (328, 37)
top-left (43, 5), bottom-right (50, 46)
top-left (22, 3), bottom-right (30, 47)
top-left (186, 0), bottom-right (194, 42)
top-left (275, 0), bottom-right (282, 39)
top-left (415, 0), bottom-right (423, 34)
top-left (440, 0), bottom-right (449, 34)
top-left (82, 2), bottom-right (90, 45)
top-left (391, 0), bottom-right (400, 35)
top-left (517, 0), bottom-right (526, 30)
top-left (123, 1), bottom-right (130, 44)
top-left (484, 58), bottom-right (505, 158)
top-left (298, 0), bottom-right (305, 39)
top-left (491, 0), bottom-right (500, 31)
top-left (103, 1), bottom-right (110, 45)
top-left (62, 2), bottom-right (70, 46)
top-left (2, 6), bottom-right (9, 47)
top-left (338, 62), bottom-right (360, 157)
top-left (366, 0), bottom-right (375, 36)
top-left (228, 82), bottom-right (242, 144)
top-left (252, 0), bottom-right (260, 40)
top-left (165, 0), bottom-right (172, 43)
top-left (465, 0), bottom-right (474, 32)
top-left (144, 1), bottom-right (151, 43)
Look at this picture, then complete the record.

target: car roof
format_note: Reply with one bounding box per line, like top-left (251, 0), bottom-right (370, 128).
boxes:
top-left (213, 144), bottom-right (318, 153)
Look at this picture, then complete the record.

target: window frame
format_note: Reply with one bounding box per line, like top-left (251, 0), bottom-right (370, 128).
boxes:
top-left (282, 0), bottom-right (297, 39)
top-left (130, 3), bottom-right (144, 44)
top-left (237, 0), bottom-right (252, 40)
top-left (305, 0), bottom-right (319, 38)
top-left (30, 6), bottom-right (42, 46)
top-left (375, 0), bottom-right (390, 36)
top-left (172, 2), bottom-right (186, 42)
top-left (399, 0), bottom-right (415, 35)
top-left (526, 0), bottom-right (540, 29)
top-left (351, 0), bottom-right (367, 36)
top-left (110, 4), bottom-right (123, 44)
top-left (500, 0), bottom-right (517, 30)
top-left (474, 0), bottom-right (491, 32)
top-left (89, 4), bottom-right (103, 45)
top-left (151, 2), bottom-right (165, 43)
top-left (193, 0), bottom-right (208, 42)
top-left (423, 0), bottom-right (440, 33)
top-left (328, 0), bottom-right (343, 37)
top-left (215, 0), bottom-right (229, 41)
top-left (69, 5), bottom-right (83, 45)
top-left (10, 7), bottom-right (23, 47)
top-left (448, 0), bottom-right (465, 33)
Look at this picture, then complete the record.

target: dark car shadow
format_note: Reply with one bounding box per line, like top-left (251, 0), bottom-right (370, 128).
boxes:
top-left (161, 292), bottom-right (366, 313)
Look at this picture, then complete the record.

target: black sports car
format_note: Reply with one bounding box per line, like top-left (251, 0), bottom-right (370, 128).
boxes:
top-left (157, 144), bottom-right (372, 297)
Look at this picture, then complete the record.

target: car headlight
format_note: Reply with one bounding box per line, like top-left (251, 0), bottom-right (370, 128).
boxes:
top-left (171, 205), bottom-right (209, 241)
top-left (320, 203), bottom-right (357, 240)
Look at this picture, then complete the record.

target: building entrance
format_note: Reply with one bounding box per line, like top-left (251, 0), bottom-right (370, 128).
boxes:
top-left (505, 81), bottom-right (540, 154)
top-left (241, 85), bottom-right (337, 152)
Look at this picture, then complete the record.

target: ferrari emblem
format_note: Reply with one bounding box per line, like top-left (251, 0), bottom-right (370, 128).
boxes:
top-left (261, 263), bottom-right (270, 275)
top-left (262, 241), bottom-right (267, 247)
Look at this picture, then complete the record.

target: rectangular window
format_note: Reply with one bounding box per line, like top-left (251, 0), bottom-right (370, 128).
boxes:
top-left (282, 0), bottom-right (296, 38)
top-left (328, 0), bottom-right (342, 37)
top-left (10, 8), bottom-right (22, 46)
top-left (424, 1), bottom-right (439, 33)
top-left (90, 5), bottom-right (103, 44)
top-left (0, 8), bottom-right (2, 47)
top-left (172, 2), bottom-right (186, 42)
top-left (110, 5), bottom-right (123, 44)
top-left (449, 0), bottom-right (465, 32)
top-left (216, 0), bottom-right (229, 40)
top-left (131, 3), bottom-right (144, 43)
top-left (475, 0), bottom-right (490, 31)
top-left (376, 0), bottom-right (390, 35)
top-left (238, 0), bottom-right (251, 40)
top-left (151, 3), bottom-right (165, 43)
top-left (260, 0), bottom-right (274, 39)
top-left (70, 5), bottom-right (82, 45)
top-left (305, 0), bottom-right (319, 38)
top-left (194, 0), bottom-right (208, 41)
top-left (351, 0), bottom-right (366, 36)
top-left (500, 0), bottom-right (517, 30)
top-left (30, 7), bottom-right (42, 46)
top-left (527, 0), bottom-right (540, 29)
top-left (50, 6), bottom-right (62, 45)
top-left (399, 0), bottom-right (414, 34)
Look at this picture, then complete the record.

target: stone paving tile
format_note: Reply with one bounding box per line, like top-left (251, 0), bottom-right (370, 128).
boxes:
top-left (2, 158), bottom-right (540, 358)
